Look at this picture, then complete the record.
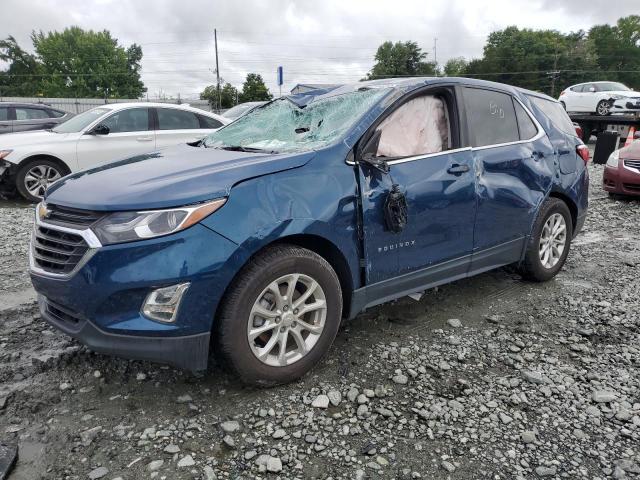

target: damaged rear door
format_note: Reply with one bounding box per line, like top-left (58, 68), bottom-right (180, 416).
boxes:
top-left (462, 86), bottom-right (553, 272)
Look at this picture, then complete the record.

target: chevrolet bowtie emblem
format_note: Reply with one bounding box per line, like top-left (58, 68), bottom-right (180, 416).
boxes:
top-left (38, 203), bottom-right (51, 220)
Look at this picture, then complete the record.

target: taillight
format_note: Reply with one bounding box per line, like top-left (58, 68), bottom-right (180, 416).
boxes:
top-left (560, 90), bottom-right (566, 96)
top-left (574, 124), bottom-right (583, 139)
top-left (576, 144), bottom-right (590, 164)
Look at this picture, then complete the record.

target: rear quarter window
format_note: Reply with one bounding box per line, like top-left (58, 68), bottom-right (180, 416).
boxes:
top-left (197, 114), bottom-right (223, 129)
top-left (528, 96), bottom-right (576, 137)
top-left (514, 102), bottom-right (538, 140)
top-left (48, 109), bottom-right (66, 118)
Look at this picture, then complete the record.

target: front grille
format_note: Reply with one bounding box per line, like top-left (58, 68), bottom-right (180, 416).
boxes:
top-left (623, 183), bottom-right (640, 191)
top-left (32, 226), bottom-right (89, 274)
top-left (624, 159), bottom-right (640, 171)
top-left (44, 298), bottom-right (82, 326)
top-left (44, 204), bottom-right (104, 228)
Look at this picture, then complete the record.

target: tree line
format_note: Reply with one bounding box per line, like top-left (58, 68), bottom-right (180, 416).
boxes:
top-left (1, 16), bottom-right (638, 104)
top-left (369, 15), bottom-right (640, 97)
top-left (0, 27), bottom-right (145, 98)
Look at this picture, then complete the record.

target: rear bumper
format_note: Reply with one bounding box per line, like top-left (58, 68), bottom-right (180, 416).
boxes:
top-left (603, 163), bottom-right (640, 196)
top-left (39, 295), bottom-right (210, 371)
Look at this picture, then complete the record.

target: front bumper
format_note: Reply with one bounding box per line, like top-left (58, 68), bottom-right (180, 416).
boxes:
top-left (0, 160), bottom-right (17, 195)
top-left (612, 98), bottom-right (640, 113)
top-left (603, 162), bottom-right (640, 196)
top-left (38, 295), bottom-right (210, 371)
top-left (30, 220), bottom-right (243, 371)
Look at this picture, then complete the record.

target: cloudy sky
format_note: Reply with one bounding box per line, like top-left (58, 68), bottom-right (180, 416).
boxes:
top-left (1, 0), bottom-right (638, 99)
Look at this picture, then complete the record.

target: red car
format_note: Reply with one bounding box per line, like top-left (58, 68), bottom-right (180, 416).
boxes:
top-left (603, 140), bottom-right (640, 196)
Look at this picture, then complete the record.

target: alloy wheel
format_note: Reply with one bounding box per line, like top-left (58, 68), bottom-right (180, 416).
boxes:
top-left (247, 273), bottom-right (327, 367)
top-left (597, 101), bottom-right (610, 116)
top-left (24, 165), bottom-right (62, 198)
top-left (538, 213), bottom-right (567, 269)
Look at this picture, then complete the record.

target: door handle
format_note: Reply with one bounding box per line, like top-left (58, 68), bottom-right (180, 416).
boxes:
top-left (136, 136), bottom-right (153, 142)
top-left (446, 164), bottom-right (470, 175)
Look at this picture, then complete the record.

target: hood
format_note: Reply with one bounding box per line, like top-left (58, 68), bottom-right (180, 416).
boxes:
top-left (605, 90), bottom-right (638, 98)
top-left (620, 141), bottom-right (640, 160)
top-left (45, 143), bottom-right (314, 211)
top-left (0, 129), bottom-right (73, 147)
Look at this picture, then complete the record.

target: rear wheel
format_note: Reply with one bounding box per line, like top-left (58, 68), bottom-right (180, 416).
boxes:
top-left (215, 244), bottom-right (342, 386)
top-left (15, 158), bottom-right (68, 202)
top-left (520, 198), bottom-right (573, 282)
top-left (596, 100), bottom-right (611, 116)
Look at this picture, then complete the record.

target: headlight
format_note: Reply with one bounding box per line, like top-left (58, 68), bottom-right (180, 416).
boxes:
top-left (609, 95), bottom-right (624, 100)
top-left (92, 198), bottom-right (226, 245)
top-left (606, 149), bottom-right (620, 168)
top-left (0, 150), bottom-right (13, 160)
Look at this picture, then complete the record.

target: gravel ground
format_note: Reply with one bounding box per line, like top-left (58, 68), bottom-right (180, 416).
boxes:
top-left (0, 162), bottom-right (638, 480)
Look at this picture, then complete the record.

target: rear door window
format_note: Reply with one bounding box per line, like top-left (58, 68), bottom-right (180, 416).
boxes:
top-left (15, 107), bottom-right (50, 120)
top-left (463, 88), bottom-right (519, 147)
top-left (101, 108), bottom-right (150, 133)
top-left (528, 96), bottom-right (576, 137)
top-left (0, 107), bottom-right (8, 121)
top-left (571, 85), bottom-right (584, 93)
top-left (157, 108), bottom-right (200, 130)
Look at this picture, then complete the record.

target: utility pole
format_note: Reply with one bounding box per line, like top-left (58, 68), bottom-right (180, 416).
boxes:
top-left (548, 45), bottom-right (560, 97)
top-left (214, 28), bottom-right (221, 111)
top-left (433, 37), bottom-right (438, 65)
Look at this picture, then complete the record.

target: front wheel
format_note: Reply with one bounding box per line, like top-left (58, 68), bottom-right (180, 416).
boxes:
top-left (215, 245), bottom-right (343, 386)
top-left (15, 158), bottom-right (68, 202)
top-left (596, 100), bottom-right (611, 116)
top-left (520, 198), bottom-right (573, 282)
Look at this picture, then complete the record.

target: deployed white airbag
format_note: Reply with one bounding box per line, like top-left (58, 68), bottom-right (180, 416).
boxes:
top-left (377, 95), bottom-right (449, 158)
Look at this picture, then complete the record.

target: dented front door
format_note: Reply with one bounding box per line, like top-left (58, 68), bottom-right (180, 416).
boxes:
top-left (358, 148), bottom-right (476, 285)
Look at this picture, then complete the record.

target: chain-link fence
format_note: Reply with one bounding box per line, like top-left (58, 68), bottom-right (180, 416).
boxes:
top-left (0, 96), bottom-right (214, 114)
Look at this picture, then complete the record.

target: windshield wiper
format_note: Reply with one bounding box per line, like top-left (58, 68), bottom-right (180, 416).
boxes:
top-left (219, 145), bottom-right (279, 154)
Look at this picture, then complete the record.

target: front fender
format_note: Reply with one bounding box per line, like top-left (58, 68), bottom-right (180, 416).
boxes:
top-left (201, 151), bottom-right (362, 291)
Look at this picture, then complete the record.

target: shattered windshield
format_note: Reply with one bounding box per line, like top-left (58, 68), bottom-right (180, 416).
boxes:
top-left (203, 88), bottom-right (390, 153)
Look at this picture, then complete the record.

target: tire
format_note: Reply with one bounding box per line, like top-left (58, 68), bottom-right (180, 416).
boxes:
top-left (215, 244), bottom-right (343, 386)
top-left (15, 158), bottom-right (68, 203)
top-left (520, 198), bottom-right (573, 282)
top-left (596, 100), bottom-right (611, 116)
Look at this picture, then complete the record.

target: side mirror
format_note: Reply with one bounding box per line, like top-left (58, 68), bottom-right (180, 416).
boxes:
top-left (359, 129), bottom-right (389, 173)
top-left (589, 87), bottom-right (596, 93)
top-left (91, 124), bottom-right (110, 135)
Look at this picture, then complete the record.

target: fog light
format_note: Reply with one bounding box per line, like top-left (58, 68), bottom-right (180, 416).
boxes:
top-left (141, 283), bottom-right (190, 323)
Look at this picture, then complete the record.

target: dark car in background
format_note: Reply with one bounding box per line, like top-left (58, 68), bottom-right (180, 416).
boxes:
top-left (30, 78), bottom-right (589, 386)
top-left (0, 102), bottom-right (73, 134)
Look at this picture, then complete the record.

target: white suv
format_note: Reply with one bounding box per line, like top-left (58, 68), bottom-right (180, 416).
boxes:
top-left (0, 103), bottom-right (229, 201)
top-left (558, 81), bottom-right (636, 116)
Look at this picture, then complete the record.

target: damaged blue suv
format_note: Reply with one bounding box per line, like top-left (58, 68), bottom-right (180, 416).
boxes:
top-left (30, 78), bottom-right (589, 385)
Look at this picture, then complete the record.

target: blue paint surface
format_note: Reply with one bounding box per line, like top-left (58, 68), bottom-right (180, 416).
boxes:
top-left (33, 77), bottom-right (588, 369)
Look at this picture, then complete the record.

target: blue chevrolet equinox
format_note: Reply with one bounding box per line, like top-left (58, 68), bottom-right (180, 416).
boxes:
top-left (29, 78), bottom-right (589, 385)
